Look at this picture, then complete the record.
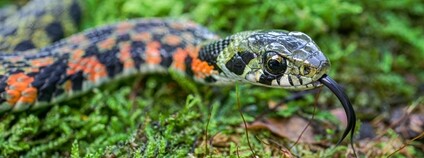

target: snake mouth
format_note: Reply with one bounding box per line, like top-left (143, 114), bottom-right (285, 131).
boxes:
top-left (319, 74), bottom-right (356, 146)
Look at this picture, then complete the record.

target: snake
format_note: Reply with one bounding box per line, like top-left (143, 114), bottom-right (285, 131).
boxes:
top-left (0, 0), bottom-right (356, 152)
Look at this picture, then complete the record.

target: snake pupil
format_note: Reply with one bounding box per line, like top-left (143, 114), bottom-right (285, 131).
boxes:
top-left (264, 51), bottom-right (287, 75)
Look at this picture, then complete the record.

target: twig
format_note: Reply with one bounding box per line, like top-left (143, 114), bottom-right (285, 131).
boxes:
top-left (236, 84), bottom-right (256, 157)
top-left (387, 131), bottom-right (424, 157)
top-left (289, 88), bottom-right (321, 150)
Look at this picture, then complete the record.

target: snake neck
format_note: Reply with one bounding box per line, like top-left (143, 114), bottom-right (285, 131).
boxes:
top-left (194, 36), bottom-right (234, 84)
top-left (198, 36), bottom-right (233, 67)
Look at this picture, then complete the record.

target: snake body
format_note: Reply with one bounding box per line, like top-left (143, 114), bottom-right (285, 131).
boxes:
top-left (0, 0), bottom-right (356, 150)
top-left (0, 0), bottom-right (328, 112)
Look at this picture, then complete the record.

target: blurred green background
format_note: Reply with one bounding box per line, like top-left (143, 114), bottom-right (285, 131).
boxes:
top-left (1, 0), bottom-right (423, 157)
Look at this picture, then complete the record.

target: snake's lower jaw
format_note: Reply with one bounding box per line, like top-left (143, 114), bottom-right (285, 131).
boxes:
top-left (318, 74), bottom-right (356, 146)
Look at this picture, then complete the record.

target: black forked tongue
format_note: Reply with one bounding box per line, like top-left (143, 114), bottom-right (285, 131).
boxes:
top-left (319, 74), bottom-right (357, 154)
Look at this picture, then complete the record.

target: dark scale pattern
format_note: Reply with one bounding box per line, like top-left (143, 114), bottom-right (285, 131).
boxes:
top-left (70, 71), bottom-right (84, 91)
top-left (96, 46), bottom-right (124, 78)
top-left (2, 61), bottom-right (15, 70)
top-left (259, 73), bottom-right (275, 85)
top-left (0, 75), bottom-right (7, 94)
top-left (225, 55), bottom-right (246, 75)
top-left (116, 33), bottom-right (131, 42)
top-left (83, 45), bottom-right (100, 57)
top-left (134, 21), bottom-right (163, 33)
top-left (296, 75), bottom-right (303, 85)
top-left (32, 57), bottom-right (69, 102)
top-left (240, 52), bottom-right (256, 63)
top-left (151, 32), bottom-right (164, 43)
top-left (184, 56), bottom-right (194, 77)
top-left (160, 43), bottom-right (180, 68)
top-left (14, 40), bottom-right (35, 51)
top-left (130, 41), bottom-right (146, 69)
top-left (225, 51), bottom-right (256, 75)
top-left (287, 75), bottom-right (294, 86)
top-left (84, 26), bottom-right (115, 41)
top-left (45, 22), bottom-right (64, 42)
top-left (204, 76), bottom-right (217, 83)
top-left (7, 68), bottom-right (24, 75)
top-left (69, 0), bottom-right (82, 25)
top-left (150, 32), bottom-right (174, 67)
top-left (199, 37), bottom-right (232, 72)
top-left (0, 82), bottom-right (6, 102)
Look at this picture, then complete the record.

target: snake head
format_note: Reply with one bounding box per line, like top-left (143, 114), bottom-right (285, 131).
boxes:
top-left (201, 29), bottom-right (356, 150)
top-left (218, 30), bottom-right (330, 90)
top-left (213, 30), bottom-right (356, 150)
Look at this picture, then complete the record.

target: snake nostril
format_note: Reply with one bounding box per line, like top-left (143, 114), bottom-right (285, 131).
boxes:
top-left (318, 60), bottom-right (330, 75)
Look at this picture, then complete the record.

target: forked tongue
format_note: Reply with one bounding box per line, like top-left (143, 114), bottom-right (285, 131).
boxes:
top-left (318, 74), bottom-right (356, 149)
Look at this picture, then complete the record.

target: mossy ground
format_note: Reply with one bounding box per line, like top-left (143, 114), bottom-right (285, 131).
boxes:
top-left (1, 0), bottom-right (423, 157)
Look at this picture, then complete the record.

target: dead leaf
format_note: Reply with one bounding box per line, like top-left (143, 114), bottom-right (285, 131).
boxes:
top-left (210, 132), bottom-right (239, 147)
top-left (246, 116), bottom-right (316, 143)
top-left (331, 108), bottom-right (348, 127)
top-left (410, 114), bottom-right (424, 134)
top-left (389, 107), bottom-right (424, 139)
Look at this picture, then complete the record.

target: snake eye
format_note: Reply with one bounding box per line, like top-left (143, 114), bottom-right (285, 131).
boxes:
top-left (264, 51), bottom-right (287, 75)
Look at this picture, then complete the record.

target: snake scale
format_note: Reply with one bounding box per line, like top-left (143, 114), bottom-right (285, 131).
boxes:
top-left (0, 0), bottom-right (357, 152)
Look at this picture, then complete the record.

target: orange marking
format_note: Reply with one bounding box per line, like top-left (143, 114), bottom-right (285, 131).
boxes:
top-left (7, 73), bottom-right (34, 85)
top-left (8, 56), bottom-right (24, 63)
top-left (66, 56), bottom-right (108, 83)
top-left (172, 48), bottom-right (188, 71)
top-left (119, 42), bottom-right (135, 69)
top-left (98, 38), bottom-right (116, 50)
top-left (163, 35), bottom-right (182, 46)
top-left (169, 23), bottom-right (185, 30)
top-left (18, 75), bottom-right (34, 83)
top-left (186, 45), bottom-right (200, 58)
top-left (29, 57), bottom-right (54, 68)
top-left (71, 49), bottom-right (85, 60)
top-left (116, 21), bottom-right (134, 34)
top-left (19, 87), bottom-right (38, 104)
top-left (6, 73), bottom-right (26, 84)
top-left (6, 90), bottom-right (20, 105)
top-left (191, 58), bottom-right (216, 79)
top-left (132, 32), bottom-right (152, 41)
top-left (70, 34), bottom-right (87, 44)
top-left (145, 41), bottom-right (162, 64)
top-left (5, 73), bottom-right (37, 106)
top-left (9, 83), bottom-right (28, 91)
